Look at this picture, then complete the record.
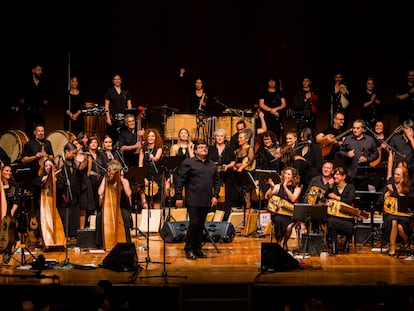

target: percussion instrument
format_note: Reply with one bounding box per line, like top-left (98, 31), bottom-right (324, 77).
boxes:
top-left (46, 130), bottom-right (76, 157)
top-left (165, 114), bottom-right (208, 141)
top-left (0, 130), bottom-right (29, 163)
top-left (216, 116), bottom-right (253, 138)
top-left (84, 115), bottom-right (107, 143)
top-left (267, 195), bottom-right (294, 217)
top-left (326, 199), bottom-right (369, 219)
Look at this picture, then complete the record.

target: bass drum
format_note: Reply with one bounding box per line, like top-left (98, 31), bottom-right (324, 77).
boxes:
top-left (46, 130), bottom-right (76, 156)
top-left (216, 116), bottom-right (252, 138)
top-left (0, 130), bottom-right (29, 163)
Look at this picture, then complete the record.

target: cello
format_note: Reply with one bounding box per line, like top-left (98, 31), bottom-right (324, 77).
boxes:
top-left (40, 162), bottom-right (66, 249)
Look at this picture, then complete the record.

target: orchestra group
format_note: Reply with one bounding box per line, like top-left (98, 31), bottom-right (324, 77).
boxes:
top-left (1, 68), bottom-right (414, 259)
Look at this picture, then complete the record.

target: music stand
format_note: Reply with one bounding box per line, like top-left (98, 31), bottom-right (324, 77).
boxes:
top-left (293, 203), bottom-right (327, 258)
top-left (125, 167), bottom-right (147, 237)
top-left (355, 191), bottom-right (383, 251)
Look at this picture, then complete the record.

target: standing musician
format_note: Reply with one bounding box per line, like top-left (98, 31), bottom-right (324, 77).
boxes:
top-left (179, 67), bottom-right (211, 116)
top-left (315, 111), bottom-right (347, 163)
top-left (1, 164), bottom-right (20, 252)
top-left (104, 74), bottom-right (133, 143)
top-left (258, 75), bottom-right (286, 142)
top-left (119, 114), bottom-right (144, 171)
top-left (325, 166), bottom-right (356, 255)
top-left (233, 128), bottom-right (256, 214)
top-left (208, 128), bottom-right (236, 220)
top-left (97, 160), bottom-right (133, 249)
top-left (337, 119), bottom-right (378, 191)
top-left (380, 165), bottom-right (413, 256)
top-left (53, 142), bottom-right (82, 239)
top-left (265, 167), bottom-right (302, 251)
top-left (21, 124), bottom-right (54, 245)
top-left (139, 128), bottom-right (164, 209)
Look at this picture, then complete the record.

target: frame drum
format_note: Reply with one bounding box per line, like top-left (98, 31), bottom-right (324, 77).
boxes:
top-left (216, 116), bottom-right (252, 138)
top-left (46, 130), bottom-right (76, 156)
top-left (165, 114), bottom-right (198, 140)
top-left (84, 115), bottom-right (107, 144)
top-left (0, 130), bottom-right (29, 163)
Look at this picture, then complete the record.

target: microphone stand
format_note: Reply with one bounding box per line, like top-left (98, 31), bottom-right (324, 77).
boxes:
top-left (114, 147), bottom-right (129, 174)
top-left (364, 124), bottom-right (405, 158)
top-left (57, 152), bottom-right (74, 268)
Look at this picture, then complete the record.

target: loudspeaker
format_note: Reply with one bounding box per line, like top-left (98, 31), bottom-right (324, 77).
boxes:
top-left (102, 243), bottom-right (138, 272)
top-left (204, 222), bottom-right (235, 243)
top-left (160, 221), bottom-right (236, 243)
top-left (76, 229), bottom-right (96, 248)
top-left (260, 242), bottom-right (301, 272)
top-left (160, 221), bottom-right (188, 243)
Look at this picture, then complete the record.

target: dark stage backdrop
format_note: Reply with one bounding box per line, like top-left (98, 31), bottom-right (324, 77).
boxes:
top-left (1, 0), bottom-right (413, 135)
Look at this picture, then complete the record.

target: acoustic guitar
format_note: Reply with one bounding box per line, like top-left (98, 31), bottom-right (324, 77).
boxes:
top-left (319, 128), bottom-right (352, 157)
top-left (369, 125), bottom-right (402, 167)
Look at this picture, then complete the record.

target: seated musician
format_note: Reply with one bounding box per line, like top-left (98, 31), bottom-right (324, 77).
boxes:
top-left (96, 160), bottom-right (133, 249)
top-left (265, 167), bottom-right (302, 251)
top-left (380, 165), bottom-right (413, 256)
top-left (303, 160), bottom-right (335, 233)
top-left (325, 166), bottom-right (356, 255)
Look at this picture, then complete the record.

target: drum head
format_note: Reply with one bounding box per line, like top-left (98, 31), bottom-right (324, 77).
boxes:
top-left (0, 130), bottom-right (29, 163)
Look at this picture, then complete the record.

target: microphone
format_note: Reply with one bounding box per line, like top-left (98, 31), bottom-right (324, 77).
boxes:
top-left (113, 142), bottom-right (120, 149)
top-left (97, 147), bottom-right (104, 152)
top-left (141, 141), bottom-right (147, 145)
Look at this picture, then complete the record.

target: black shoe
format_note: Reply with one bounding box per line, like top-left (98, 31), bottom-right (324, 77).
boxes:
top-left (343, 241), bottom-right (350, 254)
top-left (195, 251), bottom-right (207, 258)
top-left (186, 250), bottom-right (197, 260)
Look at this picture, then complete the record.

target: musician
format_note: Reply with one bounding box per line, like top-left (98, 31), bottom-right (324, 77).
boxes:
top-left (292, 75), bottom-right (319, 134)
top-left (53, 142), bottom-right (82, 238)
top-left (233, 128), bottom-right (256, 213)
top-left (380, 166), bottom-right (413, 256)
top-left (64, 75), bottom-right (86, 136)
top-left (208, 128), bottom-right (236, 220)
top-left (265, 167), bottom-right (302, 251)
top-left (296, 127), bottom-right (322, 174)
top-left (387, 119), bottom-right (414, 190)
top-left (170, 128), bottom-right (195, 159)
top-left (315, 111), bottom-right (346, 163)
top-left (179, 67), bottom-right (211, 116)
top-left (96, 160), bottom-right (133, 248)
top-left (258, 75), bottom-right (286, 142)
top-left (21, 124), bottom-right (54, 245)
top-left (359, 77), bottom-right (382, 128)
top-left (119, 114), bottom-right (144, 170)
top-left (97, 135), bottom-right (122, 169)
top-left (303, 160), bottom-right (335, 234)
top-left (139, 128), bottom-right (164, 209)
top-left (337, 119), bottom-right (378, 191)
top-left (325, 166), bottom-right (356, 255)
top-left (330, 72), bottom-right (351, 128)
top-left (104, 74), bottom-right (132, 143)
top-left (1, 165), bottom-right (20, 248)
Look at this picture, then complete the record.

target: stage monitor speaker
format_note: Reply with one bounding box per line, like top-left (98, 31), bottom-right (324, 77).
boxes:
top-left (204, 221), bottom-right (235, 243)
top-left (160, 221), bottom-right (236, 243)
top-left (102, 243), bottom-right (138, 272)
top-left (261, 242), bottom-right (301, 272)
top-left (160, 221), bottom-right (188, 243)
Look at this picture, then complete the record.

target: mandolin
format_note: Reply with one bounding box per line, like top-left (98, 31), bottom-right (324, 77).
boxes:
top-left (319, 128), bottom-right (352, 157)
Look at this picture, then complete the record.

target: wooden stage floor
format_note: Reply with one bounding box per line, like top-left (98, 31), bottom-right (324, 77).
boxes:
top-left (1, 227), bottom-right (414, 310)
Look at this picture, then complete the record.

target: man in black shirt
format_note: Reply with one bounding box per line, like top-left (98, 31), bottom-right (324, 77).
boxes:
top-left (175, 141), bottom-right (221, 260)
